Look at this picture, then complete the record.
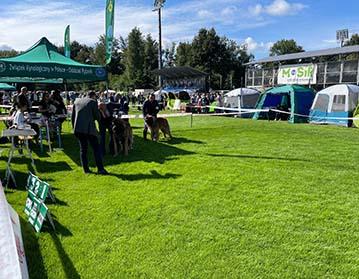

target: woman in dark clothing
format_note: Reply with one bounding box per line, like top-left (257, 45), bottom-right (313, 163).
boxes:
top-left (38, 92), bottom-right (53, 119)
top-left (50, 90), bottom-right (67, 124)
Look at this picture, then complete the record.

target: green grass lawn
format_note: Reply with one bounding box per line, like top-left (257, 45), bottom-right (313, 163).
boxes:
top-left (4, 115), bottom-right (359, 279)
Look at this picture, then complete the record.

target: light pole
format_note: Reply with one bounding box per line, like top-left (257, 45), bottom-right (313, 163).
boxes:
top-left (336, 29), bottom-right (348, 47)
top-left (153, 0), bottom-right (165, 88)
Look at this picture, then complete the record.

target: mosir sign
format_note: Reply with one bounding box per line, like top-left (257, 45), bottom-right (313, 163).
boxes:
top-left (278, 64), bottom-right (317, 85)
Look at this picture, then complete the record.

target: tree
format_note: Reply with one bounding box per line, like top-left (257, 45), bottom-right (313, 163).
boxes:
top-left (57, 41), bottom-right (95, 64)
top-left (0, 49), bottom-right (18, 58)
top-left (344, 33), bottom-right (359, 59)
top-left (345, 33), bottom-right (359, 46)
top-left (191, 28), bottom-right (226, 88)
top-left (163, 42), bottom-right (176, 67)
top-left (269, 39), bottom-right (304, 56)
top-left (220, 39), bottom-right (254, 88)
top-left (175, 42), bottom-right (192, 66)
top-left (93, 35), bottom-right (123, 75)
top-left (122, 27), bottom-right (145, 89)
top-left (189, 28), bottom-right (253, 90)
top-left (143, 34), bottom-right (158, 88)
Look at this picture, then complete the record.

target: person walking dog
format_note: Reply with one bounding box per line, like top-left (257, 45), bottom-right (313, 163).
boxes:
top-left (142, 93), bottom-right (160, 140)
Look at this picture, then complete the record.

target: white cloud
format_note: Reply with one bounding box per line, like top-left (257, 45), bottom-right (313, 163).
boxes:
top-left (221, 6), bottom-right (237, 18)
top-left (265, 41), bottom-right (274, 50)
top-left (322, 39), bottom-right (337, 44)
top-left (0, 44), bottom-right (13, 51)
top-left (244, 37), bottom-right (259, 51)
top-left (249, 0), bottom-right (306, 17)
top-left (244, 37), bottom-right (273, 53)
top-left (0, 1), bottom-right (104, 50)
top-left (266, 0), bottom-right (306, 16)
top-left (197, 9), bottom-right (212, 18)
top-left (0, 0), bottom-right (304, 55)
top-left (248, 4), bottom-right (263, 17)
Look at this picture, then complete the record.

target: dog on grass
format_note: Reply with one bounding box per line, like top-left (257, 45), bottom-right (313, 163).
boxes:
top-left (111, 117), bottom-right (133, 156)
top-left (145, 115), bottom-right (172, 141)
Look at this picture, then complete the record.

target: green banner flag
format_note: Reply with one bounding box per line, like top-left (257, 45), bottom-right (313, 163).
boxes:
top-left (64, 25), bottom-right (70, 58)
top-left (105, 0), bottom-right (115, 64)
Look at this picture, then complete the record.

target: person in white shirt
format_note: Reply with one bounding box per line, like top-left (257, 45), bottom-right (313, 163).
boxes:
top-left (13, 104), bottom-right (28, 128)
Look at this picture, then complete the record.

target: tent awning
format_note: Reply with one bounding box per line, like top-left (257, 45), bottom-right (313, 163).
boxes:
top-left (0, 83), bottom-right (16, 90)
top-left (0, 37), bottom-right (107, 83)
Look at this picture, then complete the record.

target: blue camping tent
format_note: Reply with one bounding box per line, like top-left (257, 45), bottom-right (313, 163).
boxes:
top-left (309, 84), bottom-right (359, 127)
top-left (252, 85), bottom-right (315, 123)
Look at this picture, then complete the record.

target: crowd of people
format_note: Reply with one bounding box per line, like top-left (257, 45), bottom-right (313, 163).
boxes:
top-left (1, 87), bottom-right (227, 176)
top-left (7, 87), bottom-right (67, 131)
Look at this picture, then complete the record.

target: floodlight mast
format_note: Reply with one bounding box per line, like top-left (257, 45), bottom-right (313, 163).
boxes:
top-left (336, 29), bottom-right (349, 47)
top-left (153, 0), bottom-right (165, 88)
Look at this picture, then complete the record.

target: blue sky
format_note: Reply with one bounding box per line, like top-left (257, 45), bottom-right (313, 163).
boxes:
top-left (0, 0), bottom-right (358, 59)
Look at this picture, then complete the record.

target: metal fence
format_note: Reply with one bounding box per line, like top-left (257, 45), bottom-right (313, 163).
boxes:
top-left (246, 59), bottom-right (359, 89)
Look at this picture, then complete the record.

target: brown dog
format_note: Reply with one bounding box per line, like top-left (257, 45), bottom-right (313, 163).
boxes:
top-left (145, 115), bottom-right (172, 141)
top-left (111, 117), bottom-right (133, 156)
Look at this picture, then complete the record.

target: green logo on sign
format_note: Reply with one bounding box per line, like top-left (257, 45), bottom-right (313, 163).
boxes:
top-left (281, 65), bottom-right (313, 78)
top-left (297, 66), bottom-right (313, 77)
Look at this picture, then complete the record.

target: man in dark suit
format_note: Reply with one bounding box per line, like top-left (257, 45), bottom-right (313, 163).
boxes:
top-left (71, 91), bottom-right (108, 175)
top-left (142, 93), bottom-right (160, 140)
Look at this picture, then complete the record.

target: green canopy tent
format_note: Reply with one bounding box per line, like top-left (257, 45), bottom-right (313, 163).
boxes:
top-left (0, 83), bottom-right (16, 91)
top-left (0, 37), bottom-right (107, 84)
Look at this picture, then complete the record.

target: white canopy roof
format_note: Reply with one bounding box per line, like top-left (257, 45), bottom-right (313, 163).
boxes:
top-left (317, 84), bottom-right (359, 95)
top-left (224, 88), bottom-right (260, 97)
top-left (154, 89), bottom-right (167, 96)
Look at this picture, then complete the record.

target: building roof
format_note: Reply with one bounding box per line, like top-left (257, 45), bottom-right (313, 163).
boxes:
top-left (152, 66), bottom-right (207, 79)
top-left (246, 45), bottom-right (359, 65)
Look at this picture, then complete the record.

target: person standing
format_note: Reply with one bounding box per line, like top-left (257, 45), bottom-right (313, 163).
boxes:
top-left (142, 93), bottom-right (160, 140)
top-left (71, 91), bottom-right (108, 175)
top-left (15, 86), bottom-right (31, 112)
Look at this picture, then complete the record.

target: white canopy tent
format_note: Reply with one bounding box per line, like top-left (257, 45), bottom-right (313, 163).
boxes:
top-left (224, 88), bottom-right (260, 109)
top-left (153, 89), bottom-right (168, 101)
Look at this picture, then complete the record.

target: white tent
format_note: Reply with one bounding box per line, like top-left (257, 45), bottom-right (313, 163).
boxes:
top-left (309, 84), bottom-right (359, 127)
top-left (153, 89), bottom-right (168, 101)
top-left (224, 88), bottom-right (260, 109)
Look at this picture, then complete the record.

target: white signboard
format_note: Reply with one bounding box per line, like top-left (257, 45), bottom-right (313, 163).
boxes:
top-left (0, 184), bottom-right (29, 279)
top-left (278, 64), bottom-right (317, 85)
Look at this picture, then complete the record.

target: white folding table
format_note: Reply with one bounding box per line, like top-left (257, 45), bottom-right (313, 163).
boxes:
top-left (2, 128), bottom-right (36, 188)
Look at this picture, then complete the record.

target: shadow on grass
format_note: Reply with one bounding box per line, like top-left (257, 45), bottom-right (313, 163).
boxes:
top-left (62, 134), bottom-right (196, 166)
top-left (20, 217), bottom-right (48, 279)
top-left (0, 156), bottom-right (72, 174)
top-left (53, 196), bottom-right (69, 206)
top-left (111, 169), bottom-right (181, 181)
top-left (40, 218), bottom-right (81, 279)
top-left (50, 233), bottom-right (80, 279)
top-left (207, 153), bottom-right (311, 162)
top-left (28, 142), bottom-right (52, 158)
top-left (164, 136), bottom-right (204, 145)
top-left (130, 126), bottom-right (142, 130)
top-left (1, 170), bottom-right (32, 191)
top-left (34, 158), bottom-right (72, 173)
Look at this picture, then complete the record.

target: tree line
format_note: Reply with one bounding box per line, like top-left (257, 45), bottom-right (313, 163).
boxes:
top-left (1, 29), bottom-right (359, 92)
